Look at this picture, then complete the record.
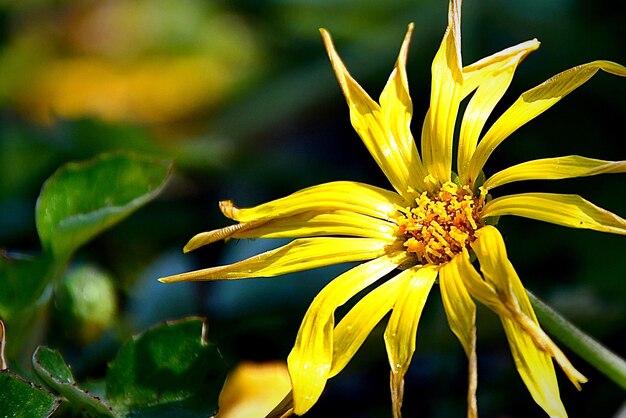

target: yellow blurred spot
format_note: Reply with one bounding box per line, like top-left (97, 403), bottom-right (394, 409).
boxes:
top-left (218, 361), bottom-right (292, 418)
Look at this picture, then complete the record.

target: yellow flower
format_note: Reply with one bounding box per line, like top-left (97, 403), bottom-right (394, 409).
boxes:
top-left (160, 1), bottom-right (626, 416)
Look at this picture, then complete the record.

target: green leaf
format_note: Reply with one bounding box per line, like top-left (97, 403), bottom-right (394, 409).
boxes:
top-left (32, 346), bottom-right (116, 417)
top-left (35, 153), bottom-right (173, 260)
top-left (0, 369), bottom-right (60, 417)
top-left (0, 253), bottom-right (51, 320)
top-left (105, 317), bottom-right (227, 417)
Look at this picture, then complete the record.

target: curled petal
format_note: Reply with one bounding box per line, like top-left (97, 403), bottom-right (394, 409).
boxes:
top-left (457, 39), bottom-right (540, 183)
top-left (220, 181), bottom-right (405, 223)
top-left (288, 253), bottom-right (408, 415)
top-left (483, 156), bottom-right (626, 190)
top-left (482, 193), bottom-right (626, 235)
top-left (384, 265), bottom-right (437, 418)
top-left (468, 60), bottom-right (626, 185)
top-left (470, 226), bottom-right (587, 417)
top-left (320, 28), bottom-right (424, 199)
top-left (159, 237), bottom-right (390, 283)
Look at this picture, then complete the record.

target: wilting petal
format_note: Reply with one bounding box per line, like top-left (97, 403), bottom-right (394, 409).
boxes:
top-left (457, 40), bottom-right (540, 183)
top-left (471, 226), bottom-right (587, 417)
top-left (220, 181), bottom-right (405, 223)
top-left (384, 265), bottom-right (437, 418)
top-left (439, 254), bottom-right (478, 418)
top-left (482, 193), bottom-right (626, 235)
top-left (185, 210), bottom-right (399, 252)
top-left (483, 156), bottom-right (626, 190)
top-left (158, 237), bottom-right (390, 283)
top-left (320, 29), bottom-right (421, 200)
top-left (468, 60), bottom-right (626, 185)
top-left (421, 0), bottom-right (463, 184)
top-left (329, 271), bottom-right (408, 378)
top-left (288, 253), bottom-right (408, 415)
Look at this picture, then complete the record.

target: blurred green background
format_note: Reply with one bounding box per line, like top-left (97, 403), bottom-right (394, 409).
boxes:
top-left (1, 0), bottom-right (625, 416)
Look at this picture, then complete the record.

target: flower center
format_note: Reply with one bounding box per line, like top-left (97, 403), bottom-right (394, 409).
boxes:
top-left (397, 181), bottom-right (484, 265)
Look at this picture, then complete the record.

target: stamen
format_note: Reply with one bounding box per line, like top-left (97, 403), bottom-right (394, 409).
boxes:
top-left (397, 181), bottom-right (484, 265)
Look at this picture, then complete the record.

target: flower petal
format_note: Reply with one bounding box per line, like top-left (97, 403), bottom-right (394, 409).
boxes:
top-left (184, 210), bottom-right (399, 252)
top-left (378, 23), bottom-right (429, 193)
top-left (483, 155), bottom-right (626, 190)
top-left (329, 271), bottom-right (408, 378)
top-left (457, 40), bottom-right (540, 183)
top-left (320, 28), bottom-right (422, 199)
top-left (421, 0), bottom-right (463, 184)
top-left (220, 181), bottom-right (405, 223)
top-left (158, 237), bottom-right (390, 283)
top-left (482, 193), bottom-right (626, 235)
top-left (468, 60), bottom-right (626, 185)
top-left (288, 253), bottom-right (408, 415)
top-left (439, 253), bottom-right (478, 418)
top-left (384, 265), bottom-right (437, 418)
top-left (471, 226), bottom-right (587, 417)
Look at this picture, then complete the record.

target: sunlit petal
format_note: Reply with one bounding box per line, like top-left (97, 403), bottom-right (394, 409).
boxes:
top-left (329, 272), bottom-right (408, 378)
top-left (468, 60), bottom-right (626, 184)
top-left (483, 155), bottom-right (626, 190)
top-left (471, 226), bottom-right (587, 417)
top-left (288, 253), bottom-right (408, 415)
top-left (457, 40), bottom-right (540, 183)
top-left (184, 210), bottom-right (399, 252)
top-left (421, 0), bottom-right (463, 184)
top-left (384, 265), bottom-right (437, 418)
top-left (482, 193), bottom-right (626, 235)
top-left (320, 28), bottom-right (421, 199)
top-left (439, 253), bottom-right (478, 418)
top-left (159, 237), bottom-right (390, 283)
top-left (220, 181), bottom-right (405, 223)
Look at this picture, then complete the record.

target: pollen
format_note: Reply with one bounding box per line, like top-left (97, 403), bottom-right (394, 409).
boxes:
top-left (397, 181), bottom-right (485, 265)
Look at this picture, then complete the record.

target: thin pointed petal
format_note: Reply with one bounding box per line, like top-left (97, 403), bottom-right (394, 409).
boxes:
top-left (439, 254), bottom-right (478, 418)
top-left (384, 266), bottom-right (437, 418)
top-left (468, 61), bottom-right (626, 184)
top-left (470, 226), bottom-right (587, 417)
top-left (288, 253), bottom-right (407, 415)
top-left (483, 156), bottom-right (626, 190)
top-left (457, 40), bottom-right (540, 183)
top-left (159, 237), bottom-right (390, 283)
top-left (221, 181), bottom-right (405, 223)
top-left (421, 0), bottom-right (463, 184)
top-left (329, 271), bottom-right (408, 378)
top-left (482, 193), bottom-right (626, 235)
top-left (320, 28), bottom-right (421, 199)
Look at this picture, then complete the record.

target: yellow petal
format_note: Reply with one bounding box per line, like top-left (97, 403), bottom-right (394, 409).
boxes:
top-left (288, 253), bottom-right (408, 415)
top-left (233, 210), bottom-right (398, 241)
top-left (184, 210), bottom-right (399, 252)
top-left (457, 40), bottom-right (540, 183)
top-left (158, 237), bottom-right (390, 283)
top-left (220, 181), bottom-right (405, 223)
top-left (483, 155), bottom-right (626, 190)
top-left (329, 271), bottom-right (408, 378)
top-left (383, 265), bottom-right (437, 418)
top-left (482, 193), bottom-right (626, 235)
top-left (471, 226), bottom-right (587, 417)
top-left (421, 0), bottom-right (463, 184)
top-left (461, 40), bottom-right (541, 98)
top-left (439, 254), bottom-right (478, 418)
top-left (320, 28), bottom-right (422, 199)
top-left (468, 60), bottom-right (626, 185)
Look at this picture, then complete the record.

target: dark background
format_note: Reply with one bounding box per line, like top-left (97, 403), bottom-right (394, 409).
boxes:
top-left (1, 0), bottom-right (625, 416)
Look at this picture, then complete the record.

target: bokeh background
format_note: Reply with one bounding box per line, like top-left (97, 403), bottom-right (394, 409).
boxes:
top-left (1, 0), bottom-right (625, 416)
